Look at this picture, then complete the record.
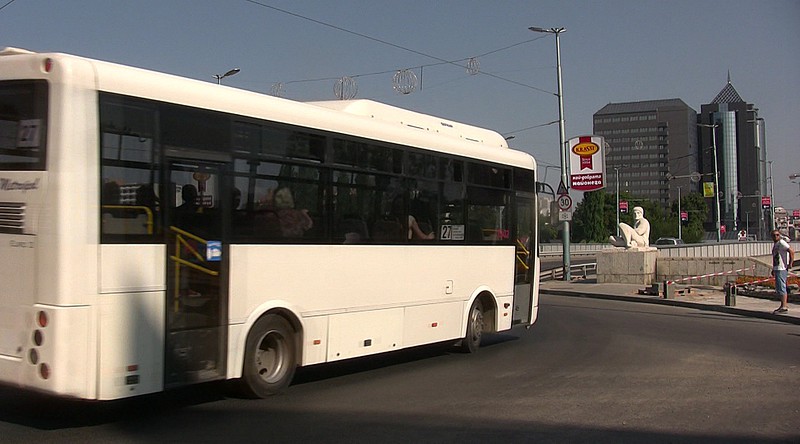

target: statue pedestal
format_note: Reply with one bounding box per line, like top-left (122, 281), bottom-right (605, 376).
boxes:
top-left (597, 247), bottom-right (657, 285)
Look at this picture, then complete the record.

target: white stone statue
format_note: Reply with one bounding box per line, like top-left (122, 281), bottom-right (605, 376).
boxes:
top-left (609, 206), bottom-right (651, 248)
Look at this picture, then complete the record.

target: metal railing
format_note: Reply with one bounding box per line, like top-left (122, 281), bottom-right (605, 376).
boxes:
top-left (541, 262), bottom-right (597, 281)
top-left (539, 240), bottom-right (800, 259)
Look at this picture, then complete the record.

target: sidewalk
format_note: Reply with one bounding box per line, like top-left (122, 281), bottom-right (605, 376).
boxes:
top-left (539, 278), bottom-right (800, 325)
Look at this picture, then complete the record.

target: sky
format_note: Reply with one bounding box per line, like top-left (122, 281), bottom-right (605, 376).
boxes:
top-left (2, 0), bottom-right (799, 209)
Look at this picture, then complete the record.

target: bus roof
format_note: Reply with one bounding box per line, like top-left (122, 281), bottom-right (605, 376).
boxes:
top-left (1, 47), bottom-right (535, 170)
top-left (306, 99), bottom-right (509, 149)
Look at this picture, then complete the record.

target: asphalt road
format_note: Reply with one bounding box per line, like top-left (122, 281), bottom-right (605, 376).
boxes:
top-left (1, 295), bottom-right (798, 443)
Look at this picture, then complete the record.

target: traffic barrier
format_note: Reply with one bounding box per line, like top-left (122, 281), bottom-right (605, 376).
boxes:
top-left (665, 266), bottom-right (755, 285)
top-left (663, 267), bottom-right (798, 298)
top-left (733, 270), bottom-right (800, 287)
top-left (663, 265), bottom-right (755, 298)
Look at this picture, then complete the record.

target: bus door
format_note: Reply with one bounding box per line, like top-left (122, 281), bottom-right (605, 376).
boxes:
top-left (512, 193), bottom-right (535, 325)
top-left (164, 158), bottom-right (229, 387)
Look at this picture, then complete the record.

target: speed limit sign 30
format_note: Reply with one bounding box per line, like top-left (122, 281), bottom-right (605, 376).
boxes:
top-left (557, 194), bottom-right (572, 211)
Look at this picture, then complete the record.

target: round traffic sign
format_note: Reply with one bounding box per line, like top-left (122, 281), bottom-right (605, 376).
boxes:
top-left (557, 194), bottom-right (573, 211)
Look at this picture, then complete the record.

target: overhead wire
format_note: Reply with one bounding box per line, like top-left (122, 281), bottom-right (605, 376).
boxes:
top-left (243, 0), bottom-right (554, 95)
top-left (0, 0), bottom-right (18, 12)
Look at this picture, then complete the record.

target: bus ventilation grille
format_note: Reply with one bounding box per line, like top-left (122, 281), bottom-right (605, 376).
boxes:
top-left (0, 202), bottom-right (25, 234)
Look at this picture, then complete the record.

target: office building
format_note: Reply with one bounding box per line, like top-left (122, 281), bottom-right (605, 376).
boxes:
top-left (698, 77), bottom-right (768, 238)
top-left (594, 99), bottom-right (698, 210)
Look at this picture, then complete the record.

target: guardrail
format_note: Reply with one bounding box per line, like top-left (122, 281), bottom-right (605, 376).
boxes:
top-left (539, 243), bottom-right (612, 257)
top-left (541, 262), bottom-right (597, 281)
top-left (539, 240), bottom-right (800, 259)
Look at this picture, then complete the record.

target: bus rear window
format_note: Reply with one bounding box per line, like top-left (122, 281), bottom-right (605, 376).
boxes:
top-left (0, 80), bottom-right (48, 171)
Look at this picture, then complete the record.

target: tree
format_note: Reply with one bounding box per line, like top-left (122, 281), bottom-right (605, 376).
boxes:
top-left (668, 192), bottom-right (707, 243)
top-left (572, 190), bottom-right (610, 242)
top-left (538, 217), bottom-right (558, 243)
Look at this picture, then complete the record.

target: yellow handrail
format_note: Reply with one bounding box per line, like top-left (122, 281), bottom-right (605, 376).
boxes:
top-left (516, 238), bottom-right (530, 270)
top-left (101, 205), bottom-right (154, 234)
top-left (169, 225), bottom-right (219, 312)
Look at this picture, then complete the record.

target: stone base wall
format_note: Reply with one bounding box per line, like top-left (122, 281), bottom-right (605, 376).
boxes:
top-left (656, 256), bottom-right (772, 286)
top-left (597, 248), bottom-right (658, 285)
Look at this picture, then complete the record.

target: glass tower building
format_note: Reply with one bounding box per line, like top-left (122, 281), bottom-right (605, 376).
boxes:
top-left (699, 77), bottom-right (768, 239)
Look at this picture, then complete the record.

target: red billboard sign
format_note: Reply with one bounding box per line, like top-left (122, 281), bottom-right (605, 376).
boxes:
top-left (568, 135), bottom-right (606, 191)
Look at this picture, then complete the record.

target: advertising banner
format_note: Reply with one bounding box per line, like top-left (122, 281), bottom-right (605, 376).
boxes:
top-left (703, 182), bottom-right (715, 198)
top-left (568, 135), bottom-right (605, 191)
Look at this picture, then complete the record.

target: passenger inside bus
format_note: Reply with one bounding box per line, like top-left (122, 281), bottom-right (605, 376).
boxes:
top-left (177, 184), bottom-right (199, 213)
top-left (258, 187), bottom-right (314, 239)
top-left (378, 195), bottom-right (434, 241)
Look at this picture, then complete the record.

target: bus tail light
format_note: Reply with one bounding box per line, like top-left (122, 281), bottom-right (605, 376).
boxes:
top-left (37, 310), bottom-right (48, 328)
top-left (39, 363), bottom-right (50, 380)
top-left (32, 310), bottom-right (49, 378)
top-left (43, 58), bottom-right (53, 73)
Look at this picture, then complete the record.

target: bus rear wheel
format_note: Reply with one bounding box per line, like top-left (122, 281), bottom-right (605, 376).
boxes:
top-left (240, 314), bottom-right (297, 398)
top-left (460, 299), bottom-right (484, 353)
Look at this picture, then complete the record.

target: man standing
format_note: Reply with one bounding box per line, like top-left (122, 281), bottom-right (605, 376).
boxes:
top-left (771, 230), bottom-right (795, 314)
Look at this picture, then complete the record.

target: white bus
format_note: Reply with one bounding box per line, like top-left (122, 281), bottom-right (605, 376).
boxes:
top-left (0, 47), bottom-right (540, 400)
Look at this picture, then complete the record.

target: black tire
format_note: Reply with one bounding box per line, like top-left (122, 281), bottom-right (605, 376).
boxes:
top-left (460, 299), bottom-right (484, 353)
top-left (240, 314), bottom-right (297, 398)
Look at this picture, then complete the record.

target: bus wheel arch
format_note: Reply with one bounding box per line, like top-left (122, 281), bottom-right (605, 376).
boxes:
top-left (239, 310), bottom-right (301, 398)
top-left (460, 291), bottom-right (496, 353)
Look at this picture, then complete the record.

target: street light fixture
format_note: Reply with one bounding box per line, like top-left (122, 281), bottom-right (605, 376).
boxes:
top-left (791, 173), bottom-right (800, 200)
top-left (529, 25), bottom-right (570, 280)
top-left (666, 171), bottom-right (701, 241)
top-left (698, 123), bottom-right (722, 242)
top-left (748, 115), bottom-right (772, 237)
top-left (213, 68), bottom-right (240, 84)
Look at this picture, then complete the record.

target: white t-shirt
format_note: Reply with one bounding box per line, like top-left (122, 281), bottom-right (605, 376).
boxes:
top-left (772, 239), bottom-right (791, 271)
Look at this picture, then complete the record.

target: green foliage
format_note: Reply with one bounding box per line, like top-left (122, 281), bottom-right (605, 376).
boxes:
top-left (570, 190), bottom-right (708, 244)
top-left (538, 217), bottom-right (558, 243)
top-left (572, 190), bottom-right (611, 242)
top-left (669, 192), bottom-right (708, 243)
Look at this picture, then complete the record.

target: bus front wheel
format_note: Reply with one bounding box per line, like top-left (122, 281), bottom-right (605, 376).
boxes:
top-left (460, 299), bottom-right (484, 353)
top-left (241, 314), bottom-right (297, 398)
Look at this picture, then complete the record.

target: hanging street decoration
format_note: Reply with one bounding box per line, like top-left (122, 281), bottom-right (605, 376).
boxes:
top-left (392, 69), bottom-right (418, 95)
top-left (334, 76), bottom-right (358, 100)
top-left (466, 57), bottom-right (480, 75)
top-left (269, 82), bottom-right (285, 97)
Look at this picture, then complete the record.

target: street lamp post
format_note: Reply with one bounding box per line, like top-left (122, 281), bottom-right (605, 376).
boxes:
top-left (613, 165), bottom-right (629, 237)
top-left (530, 25), bottom-right (570, 280)
top-left (698, 123), bottom-right (722, 242)
top-left (213, 68), bottom-right (240, 84)
top-left (768, 161), bottom-right (775, 231)
top-left (615, 166), bottom-right (620, 237)
top-left (749, 116), bottom-right (770, 237)
top-left (677, 186), bottom-right (682, 240)
top-left (745, 210), bottom-right (750, 237)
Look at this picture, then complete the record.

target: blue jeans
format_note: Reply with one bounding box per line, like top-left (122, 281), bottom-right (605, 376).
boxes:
top-left (774, 269), bottom-right (788, 295)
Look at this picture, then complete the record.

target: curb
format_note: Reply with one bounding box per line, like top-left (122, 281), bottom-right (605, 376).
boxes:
top-left (540, 288), bottom-right (800, 326)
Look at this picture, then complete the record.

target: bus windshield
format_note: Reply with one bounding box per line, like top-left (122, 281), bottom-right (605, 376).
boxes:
top-left (0, 80), bottom-right (48, 171)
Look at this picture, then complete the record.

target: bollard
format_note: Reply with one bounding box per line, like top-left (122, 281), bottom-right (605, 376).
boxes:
top-left (724, 283), bottom-right (736, 307)
top-left (663, 280), bottom-right (674, 299)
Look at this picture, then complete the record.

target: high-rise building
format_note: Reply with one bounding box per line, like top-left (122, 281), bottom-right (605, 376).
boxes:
top-left (698, 77), bottom-right (768, 238)
top-left (594, 99), bottom-right (698, 210)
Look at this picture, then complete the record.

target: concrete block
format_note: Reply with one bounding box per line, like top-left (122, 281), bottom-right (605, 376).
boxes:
top-left (596, 247), bottom-right (656, 285)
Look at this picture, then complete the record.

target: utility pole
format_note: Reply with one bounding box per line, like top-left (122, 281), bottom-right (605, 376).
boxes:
top-left (530, 26), bottom-right (570, 280)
